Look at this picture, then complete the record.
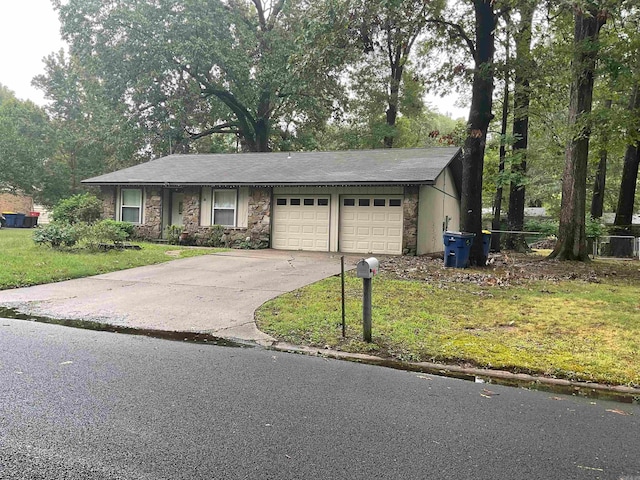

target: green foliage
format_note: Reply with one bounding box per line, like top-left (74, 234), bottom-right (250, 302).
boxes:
top-left (33, 222), bottom-right (83, 248)
top-left (0, 84), bottom-right (52, 194)
top-left (166, 225), bottom-right (184, 245)
top-left (55, 0), bottom-right (346, 152)
top-left (197, 225), bottom-right (225, 247)
top-left (52, 193), bottom-right (103, 224)
top-left (585, 217), bottom-right (605, 238)
top-left (82, 219), bottom-right (134, 250)
top-left (523, 219), bottom-right (558, 236)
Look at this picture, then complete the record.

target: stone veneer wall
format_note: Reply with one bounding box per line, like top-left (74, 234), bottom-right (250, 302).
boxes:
top-left (134, 187), bottom-right (162, 239)
top-left (188, 187), bottom-right (271, 249)
top-left (182, 187), bottom-right (201, 233)
top-left (99, 186), bottom-right (116, 219)
top-left (403, 186), bottom-right (419, 255)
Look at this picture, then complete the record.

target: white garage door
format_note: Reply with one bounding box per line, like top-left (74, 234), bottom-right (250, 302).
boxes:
top-left (340, 196), bottom-right (403, 255)
top-left (272, 196), bottom-right (330, 251)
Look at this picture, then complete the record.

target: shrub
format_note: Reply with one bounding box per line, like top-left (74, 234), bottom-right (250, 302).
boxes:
top-left (82, 219), bottom-right (134, 250)
top-left (52, 193), bottom-right (103, 224)
top-left (586, 218), bottom-right (605, 238)
top-left (166, 225), bottom-right (184, 245)
top-left (197, 225), bottom-right (225, 247)
top-left (33, 223), bottom-right (83, 248)
top-left (524, 219), bottom-right (558, 236)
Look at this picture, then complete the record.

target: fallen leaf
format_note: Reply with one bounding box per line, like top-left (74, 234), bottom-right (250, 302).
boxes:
top-left (606, 409), bottom-right (632, 416)
top-left (417, 375), bottom-right (432, 380)
top-left (549, 396), bottom-right (563, 401)
top-left (59, 361), bottom-right (73, 366)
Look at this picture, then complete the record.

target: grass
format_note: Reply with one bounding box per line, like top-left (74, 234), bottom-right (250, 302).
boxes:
top-left (0, 228), bottom-right (223, 289)
top-left (256, 255), bottom-right (640, 387)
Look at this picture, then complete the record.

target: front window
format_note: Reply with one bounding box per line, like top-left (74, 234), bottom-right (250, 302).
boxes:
top-left (213, 189), bottom-right (236, 226)
top-left (121, 188), bottom-right (142, 223)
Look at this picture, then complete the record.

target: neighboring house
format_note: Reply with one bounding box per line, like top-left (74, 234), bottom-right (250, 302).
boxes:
top-left (0, 192), bottom-right (33, 215)
top-left (82, 147), bottom-right (462, 255)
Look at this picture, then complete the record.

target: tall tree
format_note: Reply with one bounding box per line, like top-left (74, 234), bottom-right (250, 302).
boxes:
top-left (590, 98), bottom-right (612, 219)
top-left (491, 10), bottom-right (511, 253)
top-left (460, 0), bottom-right (499, 266)
top-left (612, 83), bottom-right (640, 249)
top-left (353, 0), bottom-right (444, 148)
top-left (0, 85), bottom-right (51, 195)
top-left (549, 4), bottom-right (607, 261)
top-left (506, 0), bottom-right (536, 252)
top-left (33, 51), bottom-right (143, 204)
top-left (55, 0), bottom-right (343, 153)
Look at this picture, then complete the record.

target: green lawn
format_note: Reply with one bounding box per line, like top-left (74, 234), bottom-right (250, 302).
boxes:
top-left (256, 254), bottom-right (640, 387)
top-left (0, 228), bottom-right (222, 289)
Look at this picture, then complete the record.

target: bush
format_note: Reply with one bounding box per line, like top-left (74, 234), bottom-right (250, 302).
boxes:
top-left (166, 225), bottom-right (184, 245)
top-left (197, 225), bottom-right (225, 247)
top-left (586, 218), bottom-right (605, 238)
top-left (33, 223), bottom-right (83, 248)
top-left (524, 219), bottom-right (558, 236)
top-left (52, 193), bottom-right (103, 225)
top-left (82, 220), bottom-right (134, 250)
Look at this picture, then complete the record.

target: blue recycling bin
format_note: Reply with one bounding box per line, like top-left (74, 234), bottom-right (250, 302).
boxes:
top-left (482, 230), bottom-right (491, 257)
top-left (443, 231), bottom-right (476, 268)
top-left (3, 213), bottom-right (17, 227)
top-left (14, 213), bottom-right (25, 228)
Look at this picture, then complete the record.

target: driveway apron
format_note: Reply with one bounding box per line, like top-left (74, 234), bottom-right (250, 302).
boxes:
top-left (0, 250), bottom-right (358, 345)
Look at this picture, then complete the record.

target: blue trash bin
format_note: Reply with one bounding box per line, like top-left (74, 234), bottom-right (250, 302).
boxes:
top-left (14, 213), bottom-right (26, 228)
top-left (443, 232), bottom-right (475, 268)
top-left (482, 230), bottom-right (491, 258)
top-left (3, 213), bottom-right (17, 227)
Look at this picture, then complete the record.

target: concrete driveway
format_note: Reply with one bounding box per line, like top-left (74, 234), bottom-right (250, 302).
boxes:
top-left (0, 250), bottom-right (359, 345)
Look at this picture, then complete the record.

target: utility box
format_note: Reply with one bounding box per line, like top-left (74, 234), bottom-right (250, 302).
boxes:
top-left (356, 257), bottom-right (379, 279)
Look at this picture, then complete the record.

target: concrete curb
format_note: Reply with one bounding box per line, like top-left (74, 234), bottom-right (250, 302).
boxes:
top-left (268, 341), bottom-right (640, 398)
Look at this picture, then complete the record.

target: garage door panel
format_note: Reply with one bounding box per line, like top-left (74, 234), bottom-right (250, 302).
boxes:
top-left (340, 196), bottom-right (403, 255)
top-left (272, 196), bottom-right (330, 252)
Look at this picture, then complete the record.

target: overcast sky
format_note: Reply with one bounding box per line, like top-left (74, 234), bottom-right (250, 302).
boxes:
top-left (1, 1), bottom-right (467, 119)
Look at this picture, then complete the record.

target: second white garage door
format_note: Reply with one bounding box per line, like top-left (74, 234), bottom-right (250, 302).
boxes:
top-left (272, 196), bottom-right (330, 251)
top-left (340, 196), bottom-right (404, 255)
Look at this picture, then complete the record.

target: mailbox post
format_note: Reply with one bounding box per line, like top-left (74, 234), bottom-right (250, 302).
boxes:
top-left (356, 257), bottom-right (379, 343)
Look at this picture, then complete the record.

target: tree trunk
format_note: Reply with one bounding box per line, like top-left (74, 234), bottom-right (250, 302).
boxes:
top-left (590, 99), bottom-right (612, 219)
top-left (491, 24), bottom-right (510, 254)
top-left (549, 8), bottom-right (606, 261)
top-left (611, 84), bottom-right (640, 256)
top-left (384, 52), bottom-right (403, 148)
top-left (461, 0), bottom-right (496, 266)
top-left (506, 1), bottom-right (534, 253)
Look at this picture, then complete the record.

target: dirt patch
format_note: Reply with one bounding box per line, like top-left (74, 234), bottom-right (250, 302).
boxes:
top-left (380, 251), bottom-right (640, 287)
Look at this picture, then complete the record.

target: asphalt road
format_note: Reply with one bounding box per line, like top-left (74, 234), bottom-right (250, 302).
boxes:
top-left (1, 319), bottom-right (639, 480)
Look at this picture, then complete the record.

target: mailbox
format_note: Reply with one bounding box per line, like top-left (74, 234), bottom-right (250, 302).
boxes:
top-left (356, 257), bottom-right (379, 279)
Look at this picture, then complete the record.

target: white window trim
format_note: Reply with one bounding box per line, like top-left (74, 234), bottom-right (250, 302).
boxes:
top-left (120, 187), bottom-right (143, 224)
top-left (212, 189), bottom-right (237, 227)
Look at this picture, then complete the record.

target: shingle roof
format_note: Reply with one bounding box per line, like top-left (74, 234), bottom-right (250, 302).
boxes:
top-left (82, 147), bottom-right (461, 187)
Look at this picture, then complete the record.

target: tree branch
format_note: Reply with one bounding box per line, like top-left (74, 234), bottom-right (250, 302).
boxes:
top-left (426, 18), bottom-right (476, 59)
top-left (185, 123), bottom-right (239, 141)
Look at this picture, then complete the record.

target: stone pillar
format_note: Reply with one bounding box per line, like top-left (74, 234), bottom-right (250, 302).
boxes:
top-left (99, 186), bottom-right (117, 219)
top-left (247, 187), bottom-right (271, 248)
top-left (143, 187), bottom-right (162, 239)
top-left (183, 187), bottom-right (201, 233)
top-left (403, 186), bottom-right (419, 255)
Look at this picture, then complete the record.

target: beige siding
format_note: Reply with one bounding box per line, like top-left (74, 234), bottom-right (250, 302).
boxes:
top-left (417, 167), bottom-right (460, 254)
top-left (237, 187), bottom-right (249, 228)
top-left (200, 187), bottom-right (213, 226)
